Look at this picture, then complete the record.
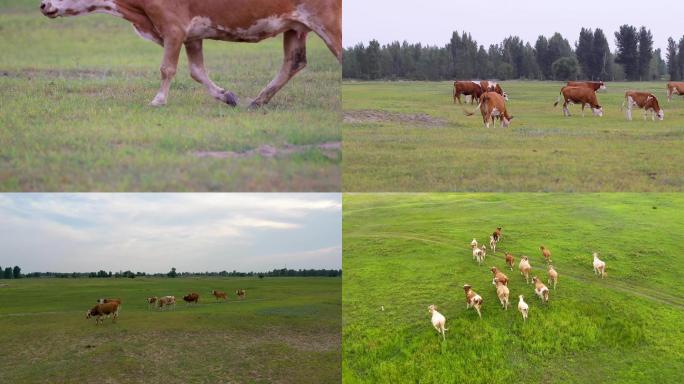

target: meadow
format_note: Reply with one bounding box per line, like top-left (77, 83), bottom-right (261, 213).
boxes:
top-left (0, 0), bottom-right (341, 191)
top-left (342, 81), bottom-right (684, 192)
top-left (342, 194), bottom-right (684, 383)
top-left (0, 276), bottom-right (341, 383)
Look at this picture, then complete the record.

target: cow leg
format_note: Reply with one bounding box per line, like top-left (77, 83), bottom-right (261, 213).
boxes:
top-left (150, 31), bottom-right (184, 106)
top-left (456, 93), bottom-right (462, 104)
top-left (581, 103), bottom-right (586, 117)
top-left (250, 30), bottom-right (307, 108)
top-left (626, 105), bottom-right (632, 120)
top-left (185, 40), bottom-right (238, 106)
top-left (563, 103), bottom-right (570, 117)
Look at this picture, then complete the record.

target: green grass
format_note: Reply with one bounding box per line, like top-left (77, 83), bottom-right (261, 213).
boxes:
top-left (0, 3), bottom-right (340, 191)
top-left (0, 276), bottom-right (341, 383)
top-left (342, 81), bottom-right (684, 192)
top-left (342, 193), bottom-right (684, 383)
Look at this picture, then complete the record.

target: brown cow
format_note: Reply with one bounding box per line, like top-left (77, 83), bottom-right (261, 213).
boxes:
top-left (554, 86), bottom-right (603, 117)
top-left (211, 290), bottom-right (227, 302)
top-left (236, 289), bottom-right (246, 300)
top-left (666, 82), bottom-right (684, 102)
top-left (463, 284), bottom-right (483, 318)
top-left (624, 91), bottom-right (664, 121)
top-left (465, 92), bottom-right (513, 128)
top-left (567, 81), bottom-right (606, 92)
top-left (86, 302), bottom-right (119, 325)
top-left (480, 80), bottom-right (508, 100)
top-left (490, 267), bottom-right (509, 286)
top-left (505, 252), bottom-right (515, 271)
top-left (157, 295), bottom-right (176, 311)
top-left (40, 0), bottom-right (342, 108)
top-left (492, 227), bottom-right (502, 242)
top-left (540, 245), bottom-right (552, 263)
top-left (183, 293), bottom-right (200, 304)
top-left (453, 81), bottom-right (483, 104)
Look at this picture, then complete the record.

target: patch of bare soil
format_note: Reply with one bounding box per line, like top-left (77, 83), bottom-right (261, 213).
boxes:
top-left (191, 141), bottom-right (340, 160)
top-left (343, 109), bottom-right (447, 126)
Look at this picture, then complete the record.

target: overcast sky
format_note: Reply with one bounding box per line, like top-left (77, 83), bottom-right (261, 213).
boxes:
top-left (0, 194), bottom-right (341, 273)
top-left (344, 0), bottom-right (682, 53)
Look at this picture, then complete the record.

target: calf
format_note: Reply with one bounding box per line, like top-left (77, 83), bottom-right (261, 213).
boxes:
top-left (519, 256), bottom-right (532, 284)
top-left (40, 0), bottom-right (342, 108)
top-left (489, 235), bottom-right (498, 253)
top-left (428, 305), bottom-right (448, 341)
top-left (236, 289), bottom-right (246, 300)
top-left (532, 276), bottom-right (549, 304)
top-left (592, 252), bottom-right (606, 278)
top-left (667, 82), bottom-right (684, 102)
top-left (493, 278), bottom-right (510, 310)
top-left (554, 86), bottom-right (603, 117)
top-left (466, 92), bottom-right (514, 128)
top-left (157, 295), bottom-right (176, 311)
top-left (540, 246), bottom-right (552, 263)
top-left (547, 265), bottom-right (558, 290)
top-left (490, 266), bottom-right (509, 286)
top-left (480, 80), bottom-right (508, 100)
top-left (473, 245), bottom-right (486, 266)
top-left (517, 295), bottom-right (529, 321)
top-left (567, 80), bottom-right (606, 92)
top-left (183, 293), bottom-right (200, 304)
top-left (505, 252), bottom-right (515, 271)
top-left (86, 302), bottom-right (119, 325)
top-left (463, 284), bottom-right (483, 318)
top-left (623, 91), bottom-right (664, 121)
top-left (211, 290), bottom-right (227, 302)
top-left (147, 296), bottom-right (157, 311)
top-left (492, 227), bottom-right (502, 242)
top-left (453, 81), bottom-right (483, 104)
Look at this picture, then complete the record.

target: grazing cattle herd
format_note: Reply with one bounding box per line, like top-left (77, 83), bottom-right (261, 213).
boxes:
top-left (428, 228), bottom-right (609, 339)
top-left (455, 80), bottom-right (684, 128)
top-left (87, 289), bottom-right (246, 324)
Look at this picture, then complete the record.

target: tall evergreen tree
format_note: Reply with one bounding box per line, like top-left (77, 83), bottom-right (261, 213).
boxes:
top-left (576, 28), bottom-right (594, 78)
top-left (678, 37), bottom-right (684, 82)
top-left (591, 29), bottom-right (612, 80)
top-left (666, 37), bottom-right (680, 81)
top-left (535, 36), bottom-right (551, 79)
top-left (365, 40), bottom-right (382, 80)
top-left (3, 267), bottom-right (13, 279)
top-left (12, 266), bottom-right (21, 279)
top-left (615, 25), bottom-right (640, 80)
top-left (637, 27), bottom-right (654, 80)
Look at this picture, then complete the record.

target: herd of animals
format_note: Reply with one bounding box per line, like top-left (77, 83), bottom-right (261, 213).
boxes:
top-left (428, 227), bottom-right (608, 340)
top-left (85, 289), bottom-right (247, 325)
top-left (453, 80), bottom-right (684, 128)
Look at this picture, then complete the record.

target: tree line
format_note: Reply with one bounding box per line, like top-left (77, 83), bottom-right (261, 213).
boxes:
top-left (343, 25), bottom-right (678, 81)
top-left (0, 266), bottom-right (342, 279)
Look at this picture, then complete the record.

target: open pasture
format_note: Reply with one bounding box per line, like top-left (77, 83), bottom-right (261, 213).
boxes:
top-left (343, 81), bottom-right (684, 192)
top-left (0, 276), bottom-right (341, 383)
top-left (342, 193), bottom-right (684, 383)
top-left (0, 0), bottom-right (341, 191)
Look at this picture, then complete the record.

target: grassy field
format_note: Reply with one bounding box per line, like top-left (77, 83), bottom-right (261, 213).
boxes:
top-left (342, 194), bottom-right (684, 383)
top-left (0, 276), bottom-right (341, 383)
top-left (0, 0), bottom-right (340, 191)
top-left (343, 81), bottom-right (684, 192)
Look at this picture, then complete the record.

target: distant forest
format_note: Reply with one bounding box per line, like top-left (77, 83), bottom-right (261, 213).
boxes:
top-left (343, 25), bottom-right (684, 82)
top-left (0, 265), bottom-right (342, 279)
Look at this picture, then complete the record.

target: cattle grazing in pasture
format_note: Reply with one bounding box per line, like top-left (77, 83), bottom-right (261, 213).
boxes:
top-left (465, 92), bottom-right (514, 128)
top-left (183, 293), bottom-right (200, 304)
top-left (547, 265), bottom-right (559, 290)
top-left (463, 284), bottom-right (483, 318)
top-left (428, 305), bottom-right (448, 341)
top-left (554, 86), bottom-right (603, 117)
top-left (666, 82), bottom-right (684, 102)
top-left (211, 290), bottom-right (228, 301)
top-left (147, 296), bottom-right (157, 310)
top-left (518, 295), bottom-right (529, 321)
top-left (492, 227), bottom-right (502, 242)
top-left (86, 302), bottom-right (119, 325)
top-left (592, 252), bottom-right (607, 278)
top-left (480, 80), bottom-right (508, 100)
top-left (97, 298), bottom-right (122, 316)
top-left (567, 80), bottom-right (606, 92)
top-left (453, 81), bottom-right (484, 104)
top-left (532, 276), bottom-right (550, 304)
top-left (623, 91), bottom-right (664, 121)
top-left (540, 245), bottom-right (552, 263)
top-left (236, 289), bottom-right (246, 300)
top-left (157, 296), bottom-right (176, 311)
top-left (493, 278), bottom-right (510, 310)
top-left (505, 252), bottom-right (515, 271)
top-left (472, 244), bottom-right (486, 265)
top-left (39, 0), bottom-right (342, 108)
top-left (490, 267), bottom-right (509, 286)
top-left (519, 256), bottom-right (532, 284)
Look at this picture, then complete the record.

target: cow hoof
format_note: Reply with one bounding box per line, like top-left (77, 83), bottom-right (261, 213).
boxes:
top-left (149, 97), bottom-right (166, 107)
top-left (248, 100), bottom-right (265, 110)
top-left (218, 90), bottom-right (238, 107)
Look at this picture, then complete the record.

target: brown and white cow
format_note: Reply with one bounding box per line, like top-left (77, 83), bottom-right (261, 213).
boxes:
top-left (236, 289), bottom-right (246, 300)
top-left (465, 92), bottom-right (513, 128)
top-left (554, 86), bottom-right (603, 117)
top-left (157, 295), bottom-right (176, 310)
top-left (624, 91), bottom-right (664, 121)
top-left (40, 0), bottom-right (342, 108)
top-left (567, 81), bottom-right (606, 92)
top-left (666, 82), bottom-right (684, 102)
top-left (480, 80), bottom-right (508, 100)
top-left (211, 290), bottom-right (227, 301)
top-left (463, 284), bottom-right (483, 318)
top-left (453, 81), bottom-right (483, 104)
top-left (147, 296), bottom-right (157, 310)
top-left (86, 302), bottom-right (119, 325)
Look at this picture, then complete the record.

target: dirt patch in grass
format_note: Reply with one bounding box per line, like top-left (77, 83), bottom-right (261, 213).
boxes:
top-left (191, 141), bottom-right (341, 160)
top-left (343, 110), bottom-right (447, 126)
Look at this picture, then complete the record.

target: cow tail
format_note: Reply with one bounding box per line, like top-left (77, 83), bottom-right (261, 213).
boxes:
top-left (464, 100), bottom-right (482, 117)
top-left (553, 93), bottom-right (561, 107)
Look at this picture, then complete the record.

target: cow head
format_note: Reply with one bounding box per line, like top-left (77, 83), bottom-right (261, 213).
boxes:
top-left (502, 116), bottom-right (512, 128)
top-left (502, 92), bottom-right (509, 101)
top-left (599, 81), bottom-right (606, 91)
top-left (40, 0), bottom-right (120, 19)
top-left (657, 109), bottom-right (665, 121)
top-left (592, 106), bottom-right (603, 117)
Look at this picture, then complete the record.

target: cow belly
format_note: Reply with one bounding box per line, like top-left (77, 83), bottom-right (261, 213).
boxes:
top-left (186, 15), bottom-right (307, 42)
